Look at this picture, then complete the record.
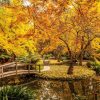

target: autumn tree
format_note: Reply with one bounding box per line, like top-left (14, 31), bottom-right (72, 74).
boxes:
top-left (0, 0), bottom-right (99, 75)
top-left (29, 0), bottom-right (100, 74)
top-left (0, 0), bottom-right (36, 58)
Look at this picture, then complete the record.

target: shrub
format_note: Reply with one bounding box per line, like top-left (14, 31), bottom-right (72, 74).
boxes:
top-left (0, 86), bottom-right (35, 100)
top-left (43, 54), bottom-right (52, 59)
top-left (86, 62), bottom-right (91, 68)
top-left (16, 54), bottom-right (40, 64)
top-left (87, 59), bottom-right (100, 75)
top-left (91, 62), bottom-right (100, 75)
top-left (30, 54), bottom-right (40, 64)
top-left (0, 54), bottom-right (11, 63)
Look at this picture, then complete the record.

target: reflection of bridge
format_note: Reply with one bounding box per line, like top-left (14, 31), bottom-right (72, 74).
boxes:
top-left (0, 62), bottom-right (39, 79)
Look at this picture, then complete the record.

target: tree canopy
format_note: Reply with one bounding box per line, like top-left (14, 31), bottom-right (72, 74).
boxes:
top-left (0, 0), bottom-right (100, 74)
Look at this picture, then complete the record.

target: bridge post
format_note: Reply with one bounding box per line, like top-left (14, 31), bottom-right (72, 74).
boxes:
top-left (1, 66), bottom-right (3, 78)
top-left (28, 64), bottom-right (30, 74)
top-left (15, 62), bottom-right (17, 75)
top-left (39, 65), bottom-right (41, 73)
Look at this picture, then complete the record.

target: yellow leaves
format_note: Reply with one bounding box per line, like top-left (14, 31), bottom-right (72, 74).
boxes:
top-left (14, 23), bottom-right (31, 37)
top-left (0, 0), bottom-right (99, 57)
top-left (97, 1), bottom-right (100, 13)
top-left (11, 37), bottom-right (36, 56)
top-left (92, 38), bottom-right (100, 50)
top-left (0, 35), bottom-right (7, 47)
top-left (12, 0), bottom-right (22, 6)
top-left (0, 3), bottom-right (36, 57)
top-left (60, 12), bottom-right (67, 22)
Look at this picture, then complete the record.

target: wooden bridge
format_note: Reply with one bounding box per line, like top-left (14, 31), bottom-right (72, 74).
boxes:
top-left (0, 62), bottom-right (40, 79)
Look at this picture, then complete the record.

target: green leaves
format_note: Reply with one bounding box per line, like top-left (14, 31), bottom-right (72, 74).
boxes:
top-left (0, 86), bottom-right (35, 100)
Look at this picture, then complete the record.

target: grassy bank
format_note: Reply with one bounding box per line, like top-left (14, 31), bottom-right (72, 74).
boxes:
top-left (37, 65), bottom-right (95, 81)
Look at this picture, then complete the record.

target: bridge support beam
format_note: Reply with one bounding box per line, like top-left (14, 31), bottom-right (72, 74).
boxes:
top-left (15, 62), bottom-right (17, 76)
top-left (28, 65), bottom-right (30, 74)
top-left (1, 66), bottom-right (3, 78)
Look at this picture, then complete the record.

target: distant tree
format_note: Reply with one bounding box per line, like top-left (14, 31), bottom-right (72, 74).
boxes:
top-left (29, 0), bottom-right (100, 74)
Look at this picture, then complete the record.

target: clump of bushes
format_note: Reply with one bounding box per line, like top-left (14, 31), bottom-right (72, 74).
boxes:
top-left (0, 86), bottom-right (35, 100)
top-left (30, 54), bottom-right (40, 64)
top-left (16, 53), bottom-right (40, 65)
top-left (91, 62), bottom-right (100, 75)
top-left (43, 54), bottom-right (52, 60)
top-left (16, 53), bottom-right (41, 70)
top-left (0, 54), bottom-right (11, 64)
top-left (87, 59), bottom-right (100, 75)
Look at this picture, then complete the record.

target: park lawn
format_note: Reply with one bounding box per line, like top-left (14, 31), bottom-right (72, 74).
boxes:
top-left (39, 65), bottom-right (95, 80)
top-left (49, 59), bottom-right (63, 65)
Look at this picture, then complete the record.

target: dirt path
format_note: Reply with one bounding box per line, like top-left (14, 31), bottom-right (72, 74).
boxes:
top-left (41, 66), bottom-right (50, 72)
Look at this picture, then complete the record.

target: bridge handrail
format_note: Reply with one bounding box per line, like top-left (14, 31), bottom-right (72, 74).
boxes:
top-left (0, 62), bottom-right (39, 79)
top-left (0, 62), bottom-right (16, 68)
top-left (0, 62), bottom-right (37, 68)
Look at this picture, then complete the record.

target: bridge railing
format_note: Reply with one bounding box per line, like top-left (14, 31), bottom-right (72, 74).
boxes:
top-left (0, 62), bottom-right (38, 78)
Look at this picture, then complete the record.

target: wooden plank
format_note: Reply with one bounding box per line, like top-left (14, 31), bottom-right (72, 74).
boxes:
top-left (0, 62), bottom-right (34, 68)
top-left (0, 70), bottom-right (37, 78)
top-left (0, 61), bottom-right (38, 79)
top-left (0, 62), bottom-right (15, 68)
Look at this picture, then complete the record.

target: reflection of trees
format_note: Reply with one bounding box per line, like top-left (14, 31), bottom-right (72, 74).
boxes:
top-left (68, 81), bottom-right (77, 95)
top-left (68, 81), bottom-right (89, 100)
top-left (26, 79), bottom-right (100, 100)
top-left (27, 79), bottom-right (43, 89)
top-left (39, 80), bottom-right (60, 100)
top-left (49, 81), bottom-right (72, 99)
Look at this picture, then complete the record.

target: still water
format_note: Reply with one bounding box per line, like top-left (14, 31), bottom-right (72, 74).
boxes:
top-left (23, 79), bottom-right (100, 100)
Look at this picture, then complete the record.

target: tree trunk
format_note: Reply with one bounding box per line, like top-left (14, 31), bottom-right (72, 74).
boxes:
top-left (79, 36), bottom-right (84, 66)
top-left (81, 80), bottom-right (86, 95)
top-left (67, 57), bottom-right (74, 74)
top-left (79, 53), bottom-right (83, 66)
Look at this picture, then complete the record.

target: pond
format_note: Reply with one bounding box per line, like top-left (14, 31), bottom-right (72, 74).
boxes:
top-left (22, 78), bottom-right (100, 100)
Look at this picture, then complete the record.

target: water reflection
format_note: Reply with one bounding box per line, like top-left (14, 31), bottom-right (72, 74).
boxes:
top-left (24, 79), bottom-right (100, 100)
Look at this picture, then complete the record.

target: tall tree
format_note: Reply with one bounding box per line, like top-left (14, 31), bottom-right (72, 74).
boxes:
top-left (0, 0), bottom-right (36, 57)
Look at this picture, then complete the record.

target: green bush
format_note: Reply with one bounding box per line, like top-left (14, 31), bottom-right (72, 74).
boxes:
top-left (91, 62), bottom-right (100, 75)
top-left (15, 56), bottom-right (26, 63)
top-left (30, 54), bottom-right (40, 64)
top-left (0, 86), bottom-right (35, 100)
top-left (87, 59), bottom-right (100, 75)
top-left (43, 54), bottom-right (52, 59)
top-left (0, 54), bottom-right (11, 63)
top-left (16, 54), bottom-right (40, 64)
top-left (86, 62), bottom-right (91, 68)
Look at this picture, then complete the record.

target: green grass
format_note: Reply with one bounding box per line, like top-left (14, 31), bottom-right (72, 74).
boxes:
top-left (49, 59), bottom-right (63, 65)
top-left (39, 65), bottom-right (95, 80)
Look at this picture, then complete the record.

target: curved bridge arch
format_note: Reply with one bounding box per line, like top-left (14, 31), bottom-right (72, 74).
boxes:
top-left (0, 62), bottom-right (38, 79)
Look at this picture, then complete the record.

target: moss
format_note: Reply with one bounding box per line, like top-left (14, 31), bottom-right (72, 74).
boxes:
top-left (36, 65), bottom-right (95, 81)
